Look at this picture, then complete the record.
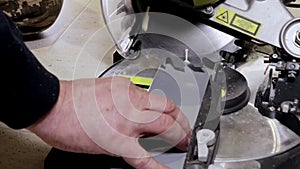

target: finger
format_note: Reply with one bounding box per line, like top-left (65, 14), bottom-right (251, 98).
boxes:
top-left (164, 106), bottom-right (191, 135)
top-left (143, 93), bottom-right (191, 134)
top-left (144, 92), bottom-right (174, 112)
top-left (129, 81), bottom-right (189, 128)
top-left (120, 139), bottom-right (171, 169)
top-left (138, 111), bottom-right (191, 150)
top-left (124, 155), bottom-right (171, 169)
top-left (115, 124), bottom-right (175, 169)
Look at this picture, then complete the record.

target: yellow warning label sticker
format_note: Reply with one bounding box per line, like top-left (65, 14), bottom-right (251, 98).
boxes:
top-left (118, 75), bottom-right (153, 90)
top-left (214, 6), bottom-right (262, 37)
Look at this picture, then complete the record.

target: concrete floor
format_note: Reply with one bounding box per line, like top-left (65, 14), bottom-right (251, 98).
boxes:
top-left (0, 1), bottom-right (114, 169)
top-left (0, 1), bottom-right (300, 169)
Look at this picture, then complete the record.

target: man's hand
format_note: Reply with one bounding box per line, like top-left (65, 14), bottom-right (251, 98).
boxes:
top-left (28, 76), bottom-right (191, 169)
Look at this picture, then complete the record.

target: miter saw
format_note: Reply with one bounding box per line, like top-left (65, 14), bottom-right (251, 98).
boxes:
top-left (45, 0), bottom-right (300, 169)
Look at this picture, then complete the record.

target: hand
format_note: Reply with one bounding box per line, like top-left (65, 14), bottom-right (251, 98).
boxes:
top-left (28, 76), bottom-right (191, 169)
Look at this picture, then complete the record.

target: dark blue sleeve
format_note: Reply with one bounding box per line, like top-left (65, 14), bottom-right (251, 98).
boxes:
top-left (0, 10), bottom-right (60, 129)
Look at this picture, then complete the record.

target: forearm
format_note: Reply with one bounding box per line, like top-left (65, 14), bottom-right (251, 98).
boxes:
top-left (0, 10), bottom-right (60, 129)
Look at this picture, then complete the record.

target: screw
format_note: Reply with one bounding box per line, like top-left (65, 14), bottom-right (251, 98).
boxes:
top-left (202, 6), bottom-right (214, 16)
top-left (272, 54), bottom-right (278, 59)
top-left (289, 63), bottom-right (296, 70)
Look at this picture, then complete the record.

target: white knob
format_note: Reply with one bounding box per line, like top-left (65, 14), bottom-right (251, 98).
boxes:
top-left (197, 129), bottom-right (216, 162)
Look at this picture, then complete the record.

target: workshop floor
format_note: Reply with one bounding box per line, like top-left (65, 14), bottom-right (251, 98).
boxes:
top-left (0, 1), bottom-right (300, 169)
top-left (0, 0), bottom-right (114, 169)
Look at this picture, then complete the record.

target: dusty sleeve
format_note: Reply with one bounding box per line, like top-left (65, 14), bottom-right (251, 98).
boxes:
top-left (0, 10), bottom-right (60, 129)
